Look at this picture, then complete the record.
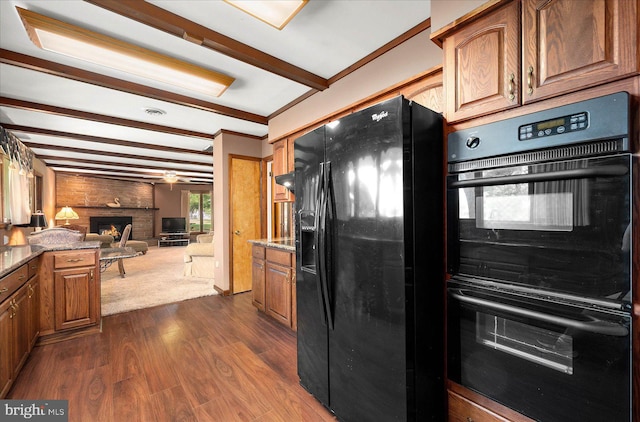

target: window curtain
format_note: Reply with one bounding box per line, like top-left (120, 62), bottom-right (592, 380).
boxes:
top-left (9, 163), bottom-right (31, 224)
top-left (180, 190), bottom-right (190, 227)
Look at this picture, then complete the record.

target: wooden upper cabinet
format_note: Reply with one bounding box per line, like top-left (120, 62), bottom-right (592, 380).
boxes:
top-left (522, 0), bottom-right (639, 103)
top-left (287, 136), bottom-right (295, 173)
top-left (443, 0), bottom-right (521, 122)
top-left (439, 0), bottom-right (639, 123)
top-left (405, 68), bottom-right (444, 113)
top-left (273, 138), bottom-right (294, 202)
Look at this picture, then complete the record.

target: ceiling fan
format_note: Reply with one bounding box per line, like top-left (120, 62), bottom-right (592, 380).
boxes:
top-left (161, 170), bottom-right (191, 189)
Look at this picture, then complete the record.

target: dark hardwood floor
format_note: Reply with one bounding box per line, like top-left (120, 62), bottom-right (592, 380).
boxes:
top-left (9, 293), bottom-right (337, 422)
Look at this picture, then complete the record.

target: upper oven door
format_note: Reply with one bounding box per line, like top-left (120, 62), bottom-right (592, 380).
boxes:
top-left (447, 154), bottom-right (631, 302)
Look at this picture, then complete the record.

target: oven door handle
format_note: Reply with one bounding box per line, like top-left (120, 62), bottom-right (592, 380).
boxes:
top-left (450, 289), bottom-right (629, 337)
top-left (449, 165), bottom-right (628, 188)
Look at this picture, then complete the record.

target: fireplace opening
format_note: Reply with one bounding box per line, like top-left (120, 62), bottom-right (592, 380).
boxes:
top-left (90, 216), bottom-right (133, 241)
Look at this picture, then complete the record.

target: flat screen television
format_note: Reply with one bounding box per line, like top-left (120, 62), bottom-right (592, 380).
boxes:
top-left (162, 217), bottom-right (187, 233)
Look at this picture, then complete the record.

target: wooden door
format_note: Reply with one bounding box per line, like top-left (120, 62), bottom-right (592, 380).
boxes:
top-left (522, 0), bottom-right (638, 104)
top-left (230, 156), bottom-right (261, 294)
top-left (443, 0), bottom-right (520, 122)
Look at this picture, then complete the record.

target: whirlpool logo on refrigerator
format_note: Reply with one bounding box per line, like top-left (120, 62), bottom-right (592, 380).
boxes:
top-left (371, 111), bottom-right (388, 122)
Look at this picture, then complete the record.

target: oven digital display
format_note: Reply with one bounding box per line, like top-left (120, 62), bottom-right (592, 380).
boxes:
top-left (536, 117), bottom-right (566, 130)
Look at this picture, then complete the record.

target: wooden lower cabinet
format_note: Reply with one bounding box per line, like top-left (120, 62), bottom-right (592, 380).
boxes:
top-left (265, 261), bottom-right (292, 326)
top-left (448, 390), bottom-right (510, 422)
top-left (0, 258), bottom-right (40, 398)
top-left (252, 247), bottom-right (266, 311)
top-left (39, 249), bottom-right (101, 342)
top-left (251, 245), bottom-right (296, 330)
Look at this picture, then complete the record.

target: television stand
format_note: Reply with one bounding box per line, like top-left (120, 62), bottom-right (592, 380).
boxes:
top-left (158, 232), bottom-right (190, 247)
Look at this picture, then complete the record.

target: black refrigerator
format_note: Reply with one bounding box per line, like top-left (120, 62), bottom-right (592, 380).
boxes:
top-left (294, 96), bottom-right (444, 421)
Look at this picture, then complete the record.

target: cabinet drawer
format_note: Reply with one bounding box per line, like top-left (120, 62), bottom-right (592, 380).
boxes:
top-left (252, 246), bottom-right (265, 259)
top-left (448, 390), bottom-right (510, 422)
top-left (28, 257), bottom-right (40, 278)
top-left (54, 251), bottom-right (96, 269)
top-left (0, 265), bottom-right (28, 303)
top-left (266, 249), bottom-right (291, 267)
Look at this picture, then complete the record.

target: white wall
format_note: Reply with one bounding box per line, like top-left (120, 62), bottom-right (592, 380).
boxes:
top-left (430, 0), bottom-right (486, 33)
top-left (213, 132), bottom-right (263, 292)
top-left (268, 30), bottom-right (443, 140)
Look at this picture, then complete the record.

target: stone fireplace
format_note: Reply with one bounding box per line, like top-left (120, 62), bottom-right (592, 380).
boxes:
top-left (90, 216), bottom-right (133, 241)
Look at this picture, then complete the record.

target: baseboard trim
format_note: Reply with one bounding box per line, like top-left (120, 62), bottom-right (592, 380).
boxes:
top-left (214, 285), bottom-right (230, 296)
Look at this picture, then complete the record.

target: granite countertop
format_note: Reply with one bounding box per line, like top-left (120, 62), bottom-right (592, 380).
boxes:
top-left (0, 241), bottom-right (101, 278)
top-left (248, 238), bottom-right (295, 252)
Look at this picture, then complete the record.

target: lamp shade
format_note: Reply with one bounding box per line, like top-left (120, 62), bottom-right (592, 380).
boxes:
top-left (30, 210), bottom-right (47, 231)
top-left (55, 206), bottom-right (79, 225)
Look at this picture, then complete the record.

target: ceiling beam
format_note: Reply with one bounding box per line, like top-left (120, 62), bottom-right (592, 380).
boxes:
top-left (0, 49), bottom-right (268, 125)
top-left (51, 170), bottom-right (212, 185)
top-left (36, 154), bottom-right (211, 173)
top-left (24, 142), bottom-right (210, 166)
top-left (2, 124), bottom-right (212, 156)
top-left (0, 96), bottom-right (218, 139)
top-left (48, 163), bottom-right (213, 180)
top-left (84, 0), bottom-right (329, 91)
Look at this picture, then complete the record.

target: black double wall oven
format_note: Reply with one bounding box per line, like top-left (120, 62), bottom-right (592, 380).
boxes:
top-left (446, 92), bottom-right (633, 421)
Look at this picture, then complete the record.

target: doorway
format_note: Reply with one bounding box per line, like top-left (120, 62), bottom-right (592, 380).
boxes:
top-left (229, 155), bottom-right (261, 294)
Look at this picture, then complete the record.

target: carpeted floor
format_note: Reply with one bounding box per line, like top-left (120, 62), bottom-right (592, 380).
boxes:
top-left (100, 244), bottom-right (217, 316)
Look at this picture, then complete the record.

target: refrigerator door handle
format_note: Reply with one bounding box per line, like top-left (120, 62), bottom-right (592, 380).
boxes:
top-left (314, 163), bottom-right (329, 326)
top-left (319, 161), bottom-right (334, 330)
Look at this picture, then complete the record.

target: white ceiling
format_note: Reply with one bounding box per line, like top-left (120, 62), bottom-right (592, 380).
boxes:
top-left (0, 0), bottom-right (431, 184)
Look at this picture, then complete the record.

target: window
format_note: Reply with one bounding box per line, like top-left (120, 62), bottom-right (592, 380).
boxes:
top-left (189, 191), bottom-right (212, 232)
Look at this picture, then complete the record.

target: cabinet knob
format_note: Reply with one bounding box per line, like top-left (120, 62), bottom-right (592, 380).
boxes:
top-left (466, 417), bottom-right (474, 422)
top-left (0, 287), bottom-right (8, 295)
top-left (527, 66), bottom-right (534, 95)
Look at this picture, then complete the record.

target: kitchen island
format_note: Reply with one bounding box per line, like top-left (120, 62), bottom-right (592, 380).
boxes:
top-left (248, 238), bottom-right (296, 330)
top-left (0, 241), bottom-right (101, 397)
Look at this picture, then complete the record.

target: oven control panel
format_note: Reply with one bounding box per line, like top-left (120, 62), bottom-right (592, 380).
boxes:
top-left (447, 91), bottom-right (629, 163)
top-left (518, 112), bottom-right (588, 141)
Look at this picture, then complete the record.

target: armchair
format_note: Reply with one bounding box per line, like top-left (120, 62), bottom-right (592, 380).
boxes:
top-left (184, 233), bottom-right (214, 277)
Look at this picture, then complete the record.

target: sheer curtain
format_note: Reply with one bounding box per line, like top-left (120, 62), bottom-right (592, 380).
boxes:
top-left (9, 163), bottom-right (31, 224)
top-left (181, 190), bottom-right (190, 225)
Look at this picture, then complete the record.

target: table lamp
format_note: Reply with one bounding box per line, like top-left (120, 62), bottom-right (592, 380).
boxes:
top-left (55, 206), bottom-right (79, 225)
top-left (30, 210), bottom-right (48, 231)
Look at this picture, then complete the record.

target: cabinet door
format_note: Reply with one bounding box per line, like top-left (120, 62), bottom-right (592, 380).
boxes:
top-left (443, 0), bottom-right (520, 122)
top-left (405, 70), bottom-right (444, 114)
top-left (54, 267), bottom-right (97, 331)
top-left (27, 278), bottom-right (40, 350)
top-left (12, 286), bottom-right (29, 377)
top-left (523, 0), bottom-right (639, 103)
top-left (265, 262), bottom-right (292, 326)
top-left (0, 299), bottom-right (13, 398)
top-left (252, 258), bottom-right (266, 311)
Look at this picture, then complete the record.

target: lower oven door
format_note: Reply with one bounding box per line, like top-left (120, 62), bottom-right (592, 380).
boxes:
top-left (447, 284), bottom-right (631, 422)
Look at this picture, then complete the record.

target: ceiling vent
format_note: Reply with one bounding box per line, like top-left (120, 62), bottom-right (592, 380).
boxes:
top-left (143, 107), bottom-right (166, 116)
